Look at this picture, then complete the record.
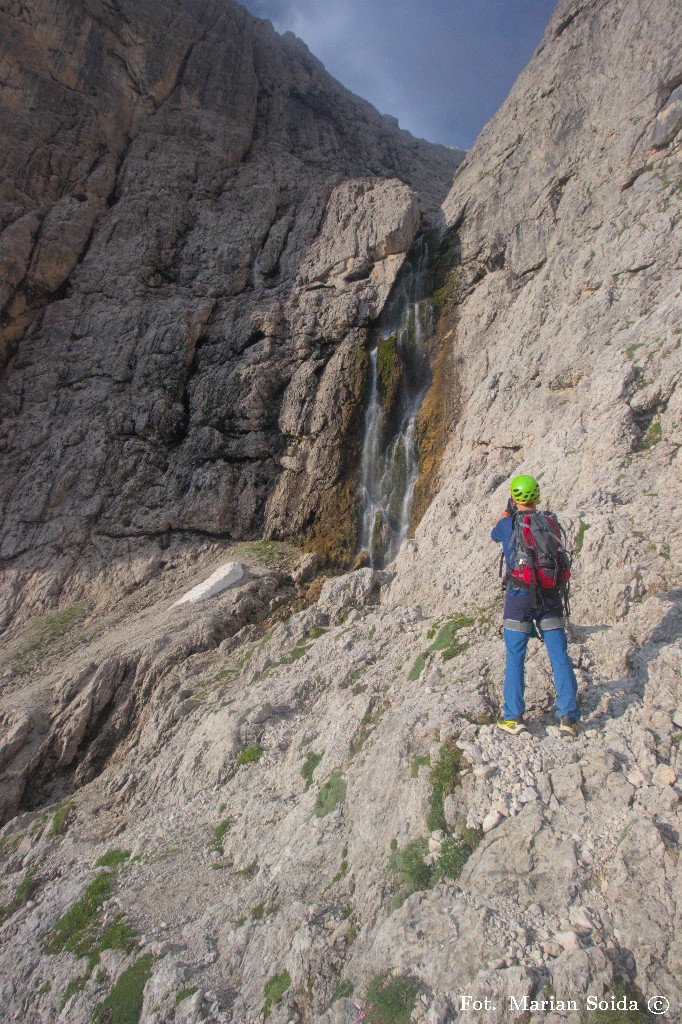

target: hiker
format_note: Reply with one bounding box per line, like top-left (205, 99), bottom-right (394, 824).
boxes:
top-left (491, 474), bottom-right (580, 737)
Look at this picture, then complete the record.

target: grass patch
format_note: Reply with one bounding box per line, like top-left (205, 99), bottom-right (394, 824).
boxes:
top-left (331, 979), bottom-right (354, 1002)
top-left (307, 625), bottom-right (328, 640)
top-left (574, 519), bottom-right (591, 554)
top-left (45, 874), bottom-right (115, 959)
top-left (301, 751), bottom-right (323, 790)
top-left (427, 743), bottom-right (465, 832)
top-left (350, 702), bottom-right (386, 756)
top-left (314, 772), bottom-right (347, 817)
top-left (263, 969), bottom-right (291, 1018)
top-left (432, 827), bottom-right (481, 881)
top-left (0, 867), bottom-right (38, 925)
top-left (13, 603), bottom-right (89, 673)
top-left (61, 975), bottom-right (87, 1009)
top-left (364, 973), bottom-right (419, 1024)
top-left (637, 420), bottom-right (662, 450)
top-left (212, 818), bottom-right (234, 855)
top-left (581, 985), bottom-right (651, 1023)
top-left (95, 850), bottom-right (130, 870)
top-left (92, 953), bottom-right (155, 1024)
top-left (625, 343), bottom-right (643, 359)
top-left (234, 540), bottom-right (298, 568)
top-left (388, 839), bottom-right (431, 909)
top-left (410, 754), bottom-right (430, 778)
top-left (427, 614), bottom-right (474, 661)
top-left (388, 823), bottom-right (479, 910)
top-left (45, 869), bottom-right (137, 975)
top-left (52, 799), bottom-right (75, 835)
top-left (31, 797), bottom-right (76, 838)
top-left (282, 644), bottom-right (310, 663)
top-left (408, 655), bottom-right (426, 681)
top-left (238, 648), bottom-right (255, 669)
top-left (238, 857), bottom-right (259, 878)
top-left (235, 744), bottom-right (263, 767)
top-left (176, 986), bottom-right (199, 1004)
top-left (323, 856), bottom-right (349, 893)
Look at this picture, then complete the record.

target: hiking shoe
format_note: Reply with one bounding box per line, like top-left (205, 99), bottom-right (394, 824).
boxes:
top-left (559, 716), bottom-right (579, 738)
top-left (497, 717), bottom-right (527, 735)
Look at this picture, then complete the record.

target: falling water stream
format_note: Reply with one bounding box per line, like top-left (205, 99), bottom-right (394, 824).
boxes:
top-left (359, 238), bottom-right (435, 567)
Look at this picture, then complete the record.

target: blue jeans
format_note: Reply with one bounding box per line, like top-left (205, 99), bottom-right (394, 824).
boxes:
top-left (502, 588), bottom-right (580, 721)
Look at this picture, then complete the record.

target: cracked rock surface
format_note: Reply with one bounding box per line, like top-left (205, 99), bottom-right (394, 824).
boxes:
top-left (0, 1), bottom-right (681, 1023)
top-left (0, 0), bottom-right (461, 624)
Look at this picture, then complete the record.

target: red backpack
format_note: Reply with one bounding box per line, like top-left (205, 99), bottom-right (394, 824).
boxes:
top-left (509, 510), bottom-right (572, 611)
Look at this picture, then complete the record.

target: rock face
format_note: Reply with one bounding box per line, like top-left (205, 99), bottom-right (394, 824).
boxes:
top-left (0, 0), bottom-right (461, 624)
top-left (1, 2), bottom-right (682, 1024)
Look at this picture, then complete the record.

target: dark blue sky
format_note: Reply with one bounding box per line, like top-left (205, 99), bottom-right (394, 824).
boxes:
top-left (239, 0), bottom-right (558, 149)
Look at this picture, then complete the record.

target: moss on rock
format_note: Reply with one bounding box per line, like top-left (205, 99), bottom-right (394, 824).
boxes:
top-left (375, 333), bottom-right (403, 419)
top-left (411, 332), bottom-right (458, 530)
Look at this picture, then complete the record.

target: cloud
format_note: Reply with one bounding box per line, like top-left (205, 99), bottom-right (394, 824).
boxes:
top-left (239, 0), bottom-right (557, 149)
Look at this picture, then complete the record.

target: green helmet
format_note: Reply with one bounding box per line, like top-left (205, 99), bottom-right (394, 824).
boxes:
top-left (510, 474), bottom-right (540, 504)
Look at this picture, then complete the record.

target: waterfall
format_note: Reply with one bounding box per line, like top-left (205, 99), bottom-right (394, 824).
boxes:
top-left (359, 238), bottom-right (435, 567)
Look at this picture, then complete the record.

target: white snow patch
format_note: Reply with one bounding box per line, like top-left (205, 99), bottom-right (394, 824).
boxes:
top-left (173, 561), bottom-right (244, 606)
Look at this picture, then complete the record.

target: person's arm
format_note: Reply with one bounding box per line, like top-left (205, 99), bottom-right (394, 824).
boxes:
top-left (491, 515), bottom-right (509, 542)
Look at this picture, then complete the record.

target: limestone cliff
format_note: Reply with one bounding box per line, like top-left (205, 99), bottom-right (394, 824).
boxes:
top-left (1, 2), bottom-right (681, 1024)
top-left (0, 0), bottom-right (461, 626)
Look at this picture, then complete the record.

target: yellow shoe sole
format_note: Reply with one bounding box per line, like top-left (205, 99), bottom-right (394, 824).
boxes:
top-left (496, 719), bottom-right (527, 735)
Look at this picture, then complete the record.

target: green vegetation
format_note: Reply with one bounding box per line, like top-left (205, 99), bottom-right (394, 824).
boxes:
top-left (95, 849), bottom-right (131, 870)
top-left (238, 857), bottom-right (259, 878)
top-left (350, 702), bottom-right (386, 755)
top-left (433, 828), bottom-right (481, 881)
top-left (235, 744), bottom-right (263, 767)
top-left (282, 644), bottom-right (310, 663)
top-left (408, 615), bottom-right (474, 685)
top-left (92, 954), bottom-right (155, 1024)
top-left (234, 540), bottom-right (298, 568)
top-left (388, 839), bottom-right (431, 908)
top-left (574, 519), bottom-right (591, 554)
top-left (238, 648), bottom-right (255, 669)
top-left (410, 754), bottom-right (430, 778)
top-left (301, 751), bottom-right (323, 789)
top-left (637, 420), bottom-right (662, 450)
top-left (307, 625), bottom-right (328, 640)
top-left (52, 799), bottom-right (75, 835)
top-left (13, 603), bottom-right (89, 673)
top-left (331, 979), bottom-right (354, 1002)
top-left (581, 986), bottom-right (651, 1023)
top-left (45, 859), bottom-right (138, 986)
top-left (323, 856), bottom-right (349, 893)
top-left (427, 615), bottom-right (474, 661)
top-left (0, 867), bottom-right (38, 925)
top-left (61, 975), bottom-right (87, 1009)
top-left (388, 822), bottom-right (480, 910)
top-left (45, 873), bottom-right (115, 960)
top-left (176, 986), bottom-right (199, 1005)
top-left (375, 334), bottom-right (403, 414)
top-left (389, 742), bottom-right (476, 909)
top-left (363, 973), bottom-right (419, 1024)
top-left (427, 743), bottom-right (465, 831)
top-left (263, 970), bottom-right (291, 1018)
top-left (31, 797), bottom-right (76, 838)
top-left (212, 818), bottom-right (233, 855)
top-left (313, 772), bottom-right (347, 817)
top-left (625, 343), bottom-right (644, 359)
top-left (408, 655), bottom-right (426, 681)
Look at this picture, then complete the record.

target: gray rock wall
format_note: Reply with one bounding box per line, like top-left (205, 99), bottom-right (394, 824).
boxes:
top-left (0, 0), bottom-right (461, 623)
